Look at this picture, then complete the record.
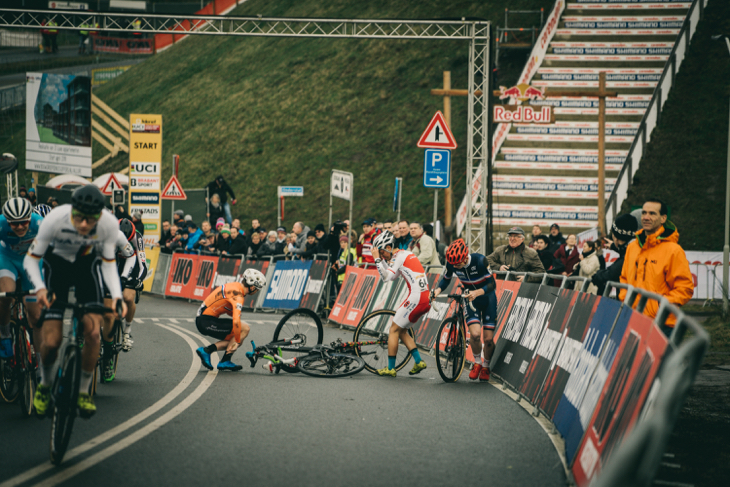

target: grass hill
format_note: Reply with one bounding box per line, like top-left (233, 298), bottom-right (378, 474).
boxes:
top-left (88, 0), bottom-right (552, 234)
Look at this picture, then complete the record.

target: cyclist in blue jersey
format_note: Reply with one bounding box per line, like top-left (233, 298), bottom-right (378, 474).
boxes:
top-left (429, 238), bottom-right (497, 382)
top-left (0, 198), bottom-right (44, 358)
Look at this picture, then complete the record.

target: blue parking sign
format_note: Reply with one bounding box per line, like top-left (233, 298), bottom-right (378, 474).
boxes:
top-left (423, 149), bottom-right (450, 189)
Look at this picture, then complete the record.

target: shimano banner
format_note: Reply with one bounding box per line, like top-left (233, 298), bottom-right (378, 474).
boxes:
top-left (262, 260), bottom-right (312, 310)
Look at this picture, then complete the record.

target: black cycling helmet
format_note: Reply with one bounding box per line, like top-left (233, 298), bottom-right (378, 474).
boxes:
top-left (71, 185), bottom-right (105, 215)
top-left (118, 218), bottom-right (135, 241)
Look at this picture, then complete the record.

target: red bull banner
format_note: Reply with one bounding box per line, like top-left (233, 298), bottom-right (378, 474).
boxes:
top-left (572, 313), bottom-right (668, 486)
top-left (299, 260), bottom-right (329, 312)
top-left (164, 253), bottom-right (199, 299)
top-left (238, 260), bottom-right (270, 309)
top-left (189, 254), bottom-right (219, 301)
top-left (493, 105), bottom-right (554, 124)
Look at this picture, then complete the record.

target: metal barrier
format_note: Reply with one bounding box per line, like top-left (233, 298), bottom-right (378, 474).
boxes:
top-left (0, 84), bottom-right (24, 112)
top-left (606, 0), bottom-right (709, 229)
top-left (149, 252), bottom-right (171, 295)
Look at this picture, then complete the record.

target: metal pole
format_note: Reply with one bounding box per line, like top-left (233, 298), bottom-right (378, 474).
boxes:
top-left (725, 75), bottom-right (730, 314)
top-left (347, 177), bottom-right (353, 267)
top-left (443, 71), bottom-right (452, 230)
top-left (397, 177), bottom-right (402, 223)
top-left (597, 71), bottom-right (607, 237)
top-left (278, 193), bottom-right (281, 228)
top-left (433, 190), bottom-right (438, 229)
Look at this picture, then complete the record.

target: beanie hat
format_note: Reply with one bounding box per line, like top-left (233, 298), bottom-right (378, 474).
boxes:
top-left (611, 214), bottom-right (638, 239)
top-left (339, 236), bottom-right (349, 243)
top-left (221, 227), bottom-right (231, 236)
top-left (174, 209), bottom-right (184, 217)
top-left (307, 230), bottom-right (316, 238)
top-left (314, 223), bottom-right (326, 232)
top-left (216, 217), bottom-right (225, 228)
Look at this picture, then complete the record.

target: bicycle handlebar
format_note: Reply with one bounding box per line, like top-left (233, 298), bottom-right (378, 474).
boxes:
top-left (0, 291), bottom-right (36, 299)
top-left (445, 293), bottom-right (477, 312)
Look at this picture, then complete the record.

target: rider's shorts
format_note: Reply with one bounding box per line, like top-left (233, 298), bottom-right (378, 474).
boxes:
top-left (41, 253), bottom-right (105, 322)
top-left (0, 251), bottom-right (39, 291)
top-left (195, 314), bottom-right (234, 341)
top-left (392, 290), bottom-right (431, 329)
top-left (464, 292), bottom-right (498, 331)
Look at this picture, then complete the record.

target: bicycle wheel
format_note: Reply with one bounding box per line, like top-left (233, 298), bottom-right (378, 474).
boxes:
top-left (50, 345), bottom-right (81, 465)
top-left (0, 324), bottom-right (21, 403)
top-left (297, 353), bottom-right (365, 378)
top-left (18, 326), bottom-right (37, 417)
top-left (435, 317), bottom-right (466, 383)
top-left (353, 310), bottom-right (413, 374)
top-left (272, 308), bottom-right (323, 373)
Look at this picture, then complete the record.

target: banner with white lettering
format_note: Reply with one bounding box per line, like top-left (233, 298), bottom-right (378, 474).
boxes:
top-left (212, 256), bottom-right (241, 288)
top-left (189, 254), bottom-right (218, 301)
top-left (299, 259), bottom-right (329, 312)
top-left (537, 292), bottom-right (600, 419)
top-left (238, 260), bottom-right (270, 309)
top-left (490, 283), bottom-right (556, 388)
top-left (413, 272), bottom-right (454, 349)
top-left (552, 298), bottom-right (626, 465)
top-left (262, 260), bottom-right (312, 310)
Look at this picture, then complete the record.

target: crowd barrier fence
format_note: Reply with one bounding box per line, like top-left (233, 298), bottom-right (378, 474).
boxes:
top-left (144, 254), bottom-right (708, 486)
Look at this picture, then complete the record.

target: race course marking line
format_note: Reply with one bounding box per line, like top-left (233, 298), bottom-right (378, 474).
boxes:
top-left (0, 322), bottom-right (214, 487)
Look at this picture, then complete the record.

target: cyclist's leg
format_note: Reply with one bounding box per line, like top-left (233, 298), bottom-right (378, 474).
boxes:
top-left (467, 323), bottom-right (483, 362)
top-left (481, 291), bottom-right (498, 364)
top-left (101, 297), bottom-right (115, 342)
top-left (79, 312), bottom-right (102, 391)
top-left (121, 287), bottom-right (136, 350)
top-left (0, 274), bottom-right (17, 357)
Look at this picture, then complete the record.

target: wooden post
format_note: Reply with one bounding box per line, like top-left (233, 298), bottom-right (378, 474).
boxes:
top-left (443, 71), bottom-right (452, 231)
top-left (544, 72), bottom-right (617, 237)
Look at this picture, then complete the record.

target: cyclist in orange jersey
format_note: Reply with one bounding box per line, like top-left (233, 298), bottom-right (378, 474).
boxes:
top-left (195, 269), bottom-right (266, 371)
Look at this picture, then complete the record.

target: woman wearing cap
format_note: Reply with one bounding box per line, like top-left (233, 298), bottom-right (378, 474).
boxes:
top-left (257, 230), bottom-right (285, 260)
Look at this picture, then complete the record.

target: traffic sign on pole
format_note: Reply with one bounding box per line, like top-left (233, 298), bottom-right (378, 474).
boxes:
top-left (417, 111), bottom-right (457, 149)
top-left (161, 175), bottom-right (187, 200)
top-left (423, 149), bottom-right (450, 189)
top-left (100, 173), bottom-right (124, 195)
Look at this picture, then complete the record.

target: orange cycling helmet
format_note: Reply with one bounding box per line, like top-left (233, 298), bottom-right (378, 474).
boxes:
top-left (446, 239), bottom-right (469, 265)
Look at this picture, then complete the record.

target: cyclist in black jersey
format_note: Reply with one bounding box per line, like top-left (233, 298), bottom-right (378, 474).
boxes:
top-left (430, 239), bottom-right (497, 382)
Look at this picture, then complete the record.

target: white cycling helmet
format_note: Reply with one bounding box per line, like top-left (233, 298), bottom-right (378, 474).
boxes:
top-left (3, 197), bottom-right (32, 222)
top-left (241, 268), bottom-right (266, 290)
top-left (373, 231), bottom-right (395, 250)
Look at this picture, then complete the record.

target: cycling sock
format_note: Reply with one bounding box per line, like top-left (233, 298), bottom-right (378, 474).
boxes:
top-left (411, 349), bottom-right (422, 364)
top-left (40, 360), bottom-right (55, 387)
top-left (388, 356), bottom-right (396, 370)
top-left (124, 320), bottom-right (132, 334)
top-left (79, 370), bottom-right (93, 393)
top-left (204, 344), bottom-right (217, 354)
top-left (0, 324), bottom-right (10, 338)
top-left (221, 353), bottom-right (233, 363)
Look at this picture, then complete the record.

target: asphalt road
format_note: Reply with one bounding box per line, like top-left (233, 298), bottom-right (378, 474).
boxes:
top-left (0, 295), bottom-right (566, 487)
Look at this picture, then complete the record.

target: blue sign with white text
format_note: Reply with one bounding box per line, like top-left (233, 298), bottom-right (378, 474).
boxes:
top-left (263, 260), bottom-right (313, 310)
top-left (423, 149), bottom-right (450, 189)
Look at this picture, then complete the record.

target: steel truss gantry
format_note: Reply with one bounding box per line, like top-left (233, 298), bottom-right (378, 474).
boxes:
top-left (0, 8), bottom-right (492, 253)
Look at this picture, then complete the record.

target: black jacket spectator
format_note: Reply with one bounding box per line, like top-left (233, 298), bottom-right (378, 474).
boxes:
top-left (206, 176), bottom-right (236, 204)
top-left (208, 200), bottom-right (225, 227)
top-left (547, 224), bottom-right (566, 255)
top-left (257, 237), bottom-right (285, 260)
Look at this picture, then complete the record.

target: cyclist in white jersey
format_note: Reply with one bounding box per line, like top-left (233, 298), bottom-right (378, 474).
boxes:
top-left (371, 231), bottom-right (430, 377)
top-left (24, 185), bottom-right (126, 418)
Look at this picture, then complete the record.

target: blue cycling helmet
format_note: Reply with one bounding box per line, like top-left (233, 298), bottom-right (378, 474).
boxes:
top-left (33, 204), bottom-right (53, 218)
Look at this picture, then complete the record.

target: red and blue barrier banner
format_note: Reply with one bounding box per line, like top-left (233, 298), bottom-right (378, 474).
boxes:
top-left (520, 288), bottom-right (584, 402)
top-left (190, 254), bottom-right (219, 301)
top-left (537, 292), bottom-right (600, 418)
top-left (299, 259), bottom-right (329, 312)
top-left (490, 282), bottom-right (542, 386)
top-left (239, 259), bottom-right (270, 309)
top-left (552, 299), bottom-right (626, 465)
top-left (212, 256), bottom-right (241, 288)
top-left (572, 312), bottom-right (668, 487)
top-left (340, 268), bottom-right (380, 328)
top-left (164, 253), bottom-right (198, 299)
top-left (262, 260), bottom-right (312, 310)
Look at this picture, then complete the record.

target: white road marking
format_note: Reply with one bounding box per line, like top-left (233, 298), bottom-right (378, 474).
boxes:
top-left (134, 318), bottom-right (144, 323)
top-left (168, 318), bottom-right (179, 323)
top-left (0, 322), bottom-right (214, 487)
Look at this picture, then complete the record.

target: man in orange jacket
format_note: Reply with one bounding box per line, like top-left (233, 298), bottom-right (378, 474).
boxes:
top-left (619, 198), bottom-right (694, 336)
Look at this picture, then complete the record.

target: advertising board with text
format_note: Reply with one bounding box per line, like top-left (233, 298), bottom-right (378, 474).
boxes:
top-left (129, 114), bottom-right (162, 246)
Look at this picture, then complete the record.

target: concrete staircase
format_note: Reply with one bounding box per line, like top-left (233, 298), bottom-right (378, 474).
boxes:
top-left (492, 0), bottom-right (691, 244)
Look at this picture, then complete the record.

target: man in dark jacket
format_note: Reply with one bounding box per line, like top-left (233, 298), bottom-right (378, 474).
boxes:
top-left (487, 227), bottom-right (545, 282)
top-left (205, 175), bottom-right (236, 224)
top-left (591, 213), bottom-right (638, 296)
top-left (547, 223), bottom-right (566, 254)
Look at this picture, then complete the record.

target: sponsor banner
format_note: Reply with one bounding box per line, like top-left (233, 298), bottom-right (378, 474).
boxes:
top-left (492, 280), bottom-right (523, 343)
top-left (493, 106), bottom-right (553, 124)
top-left (491, 282), bottom-right (541, 385)
top-left (514, 126), bottom-right (636, 136)
top-left (329, 267), bottom-right (358, 324)
top-left (494, 179), bottom-right (615, 193)
top-left (494, 190), bottom-right (609, 200)
top-left (142, 245), bottom-right (159, 292)
top-left (263, 260), bottom-right (312, 310)
top-left (129, 162), bottom-right (161, 176)
top-left (130, 115), bottom-right (162, 162)
top-left (92, 36), bottom-right (154, 54)
top-left (129, 204), bottom-right (161, 220)
top-left (553, 299), bottom-right (627, 465)
top-left (238, 260), bottom-right (270, 309)
top-left (91, 65), bottom-right (133, 86)
top-left (299, 260), bottom-right (329, 312)
top-left (212, 256), bottom-right (241, 288)
top-left (496, 162), bottom-right (624, 173)
top-left (507, 134), bottom-right (634, 143)
top-left (130, 176), bottom-right (160, 190)
top-left (572, 314), bottom-right (667, 486)
top-left (340, 268), bottom-right (380, 328)
top-left (494, 209), bottom-right (597, 222)
top-left (533, 98), bottom-right (650, 108)
top-left (165, 253), bottom-right (198, 299)
top-left (563, 20), bottom-right (684, 29)
top-left (502, 154), bottom-right (625, 164)
top-left (518, 0), bottom-right (566, 85)
top-left (494, 218), bottom-right (597, 229)
top-left (131, 193), bottom-right (160, 204)
top-left (491, 283), bottom-right (553, 388)
top-left (190, 254), bottom-right (218, 301)
top-left (552, 47), bottom-right (671, 56)
top-left (537, 292), bottom-right (600, 419)
top-left (365, 279), bottom-right (398, 319)
top-left (25, 73), bottom-right (92, 177)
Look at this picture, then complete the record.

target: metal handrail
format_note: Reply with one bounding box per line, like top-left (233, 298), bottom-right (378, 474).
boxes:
top-left (605, 0), bottom-right (707, 228)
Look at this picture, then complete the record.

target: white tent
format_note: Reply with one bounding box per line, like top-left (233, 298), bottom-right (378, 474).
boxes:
top-left (44, 174), bottom-right (89, 189)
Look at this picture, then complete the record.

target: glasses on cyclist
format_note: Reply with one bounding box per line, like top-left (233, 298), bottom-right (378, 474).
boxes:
top-left (71, 210), bottom-right (101, 224)
top-left (9, 220), bottom-right (30, 228)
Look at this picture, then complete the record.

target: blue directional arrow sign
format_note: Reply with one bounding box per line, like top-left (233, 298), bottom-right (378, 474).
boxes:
top-left (423, 149), bottom-right (450, 189)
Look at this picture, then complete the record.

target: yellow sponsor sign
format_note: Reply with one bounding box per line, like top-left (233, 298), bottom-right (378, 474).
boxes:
top-left (130, 113), bottom-right (162, 245)
top-left (143, 246), bottom-right (160, 292)
top-left (129, 114), bottom-right (162, 162)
